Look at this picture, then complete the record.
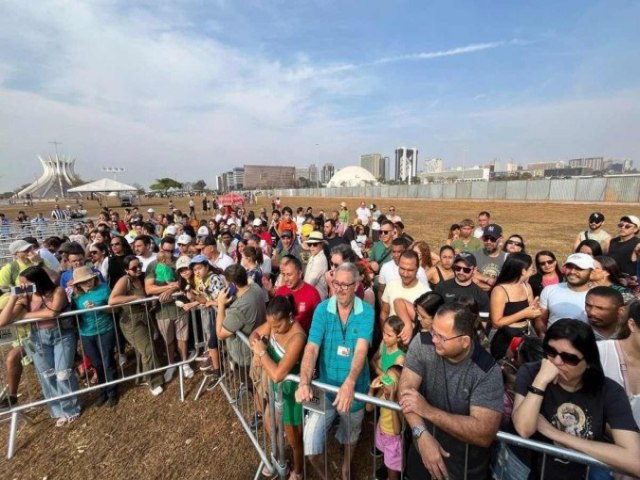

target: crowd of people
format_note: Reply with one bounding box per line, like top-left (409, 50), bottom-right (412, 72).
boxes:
top-left (0, 200), bottom-right (639, 479)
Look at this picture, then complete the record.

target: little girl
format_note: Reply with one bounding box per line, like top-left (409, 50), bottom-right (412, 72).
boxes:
top-left (367, 365), bottom-right (404, 480)
top-left (371, 315), bottom-right (406, 378)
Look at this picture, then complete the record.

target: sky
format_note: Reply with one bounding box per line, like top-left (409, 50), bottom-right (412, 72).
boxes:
top-left (0, 0), bottom-right (639, 191)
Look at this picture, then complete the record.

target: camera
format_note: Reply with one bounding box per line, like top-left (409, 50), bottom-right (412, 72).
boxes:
top-left (11, 285), bottom-right (36, 295)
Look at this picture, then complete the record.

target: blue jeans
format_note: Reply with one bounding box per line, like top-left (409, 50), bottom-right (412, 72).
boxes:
top-left (81, 328), bottom-right (118, 400)
top-left (26, 327), bottom-right (81, 419)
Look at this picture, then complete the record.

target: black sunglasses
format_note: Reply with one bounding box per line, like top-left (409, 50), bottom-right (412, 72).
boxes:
top-left (506, 240), bottom-right (523, 247)
top-left (538, 259), bottom-right (556, 266)
top-left (543, 344), bottom-right (583, 366)
top-left (482, 236), bottom-right (498, 242)
top-left (453, 265), bottom-right (473, 274)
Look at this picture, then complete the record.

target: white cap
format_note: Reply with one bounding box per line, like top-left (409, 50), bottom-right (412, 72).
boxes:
top-left (177, 234), bottom-right (192, 245)
top-left (564, 253), bottom-right (596, 270)
top-left (164, 225), bottom-right (177, 236)
top-left (197, 226), bottom-right (209, 236)
top-left (147, 208), bottom-right (155, 213)
top-left (252, 218), bottom-right (262, 227)
top-left (175, 255), bottom-right (191, 270)
top-left (226, 218), bottom-right (235, 226)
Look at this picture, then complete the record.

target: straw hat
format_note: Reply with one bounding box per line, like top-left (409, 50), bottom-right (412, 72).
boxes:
top-left (70, 266), bottom-right (98, 285)
top-left (305, 231), bottom-right (327, 245)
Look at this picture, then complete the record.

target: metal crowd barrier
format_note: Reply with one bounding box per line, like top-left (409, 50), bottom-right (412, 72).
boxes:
top-left (0, 295), bottom-right (202, 459)
top-left (220, 332), bottom-right (621, 480)
top-left (0, 220), bottom-right (77, 264)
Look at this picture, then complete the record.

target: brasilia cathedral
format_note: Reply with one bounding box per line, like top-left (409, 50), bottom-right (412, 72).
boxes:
top-left (17, 154), bottom-right (82, 199)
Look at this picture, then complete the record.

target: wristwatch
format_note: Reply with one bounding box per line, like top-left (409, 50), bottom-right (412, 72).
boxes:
top-left (411, 424), bottom-right (427, 440)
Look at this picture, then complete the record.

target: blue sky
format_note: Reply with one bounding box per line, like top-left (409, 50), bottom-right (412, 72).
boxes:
top-left (0, 0), bottom-right (639, 191)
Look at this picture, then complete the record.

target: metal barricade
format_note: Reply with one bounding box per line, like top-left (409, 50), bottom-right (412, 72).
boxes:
top-left (226, 328), bottom-right (623, 479)
top-left (0, 295), bottom-right (200, 459)
top-left (0, 220), bottom-right (77, 266)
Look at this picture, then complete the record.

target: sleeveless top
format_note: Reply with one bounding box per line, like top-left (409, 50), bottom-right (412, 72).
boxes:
top-left (30, 293), bottom-right (64, 329)
top-left (267, 331), bottom-right (305, 392)
top-left (608, 236), bottom-right (640, 276)
top-left (499, 284), bottom-right (530, 329)
top-left (381, 343), bottom-right (404, 372)
top-left (122, 277), bottom-right (146, 318)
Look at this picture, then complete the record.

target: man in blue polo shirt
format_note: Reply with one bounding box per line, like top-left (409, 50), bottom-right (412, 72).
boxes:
top-left (296, 262), bottom-right (374, 480)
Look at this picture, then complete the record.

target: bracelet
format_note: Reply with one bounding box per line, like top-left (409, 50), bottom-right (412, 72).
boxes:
top-left (527, 385), bottom-right (545, 396)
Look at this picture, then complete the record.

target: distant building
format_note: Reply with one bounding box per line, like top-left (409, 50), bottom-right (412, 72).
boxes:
top-left (295, 167), bottom-right (310, 180)
top-left (224, 171), bottom-right (235, 190)
top-left (395, 147), bottom-right (419, 182)
top-left (419, 166), bottom-right (490, 183)
top-left (214, 175), bottom-right (224, 191)
top-left (544, 167), bottom-right (594, 177)
top-left (506, 160), bottom-right (518, 172)
top-left (326, 166), bottom-right (379, 188)
top-left (321, 163), bottom-right (335, 184)
top-left (17, 154), bottom-right (82, 199)
top-left (360, 153), bottom-right (386, 179)
top-left (569, 157), bottom-right (605, 171)
top-left (423, 158), bottom-right (444, 173)
top-left (308, 164), bottom-right (319, 185)
top-left (243, 165), bottom-right (296, 189)
top-left (232, 167), bottom-right (244, 190)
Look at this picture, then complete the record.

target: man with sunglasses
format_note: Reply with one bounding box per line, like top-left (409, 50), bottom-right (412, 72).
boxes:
top-left (572, 212), bottom-right (610, 251)
top-left (604, 214), bottom-right (640, 277)
top-left (434, 253), bottom-right (490, 324)
top-left (399, 302), bottom-right (503, 480)
top-left (472, 224), bottom-right (507, 292)
top-left (368, 220), bottom-right (395, 274)
top-left (535, 253), bottom-right (593, 336)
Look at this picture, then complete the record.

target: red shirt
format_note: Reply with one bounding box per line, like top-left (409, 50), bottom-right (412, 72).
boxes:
top-left (275, 282), bottom-right (322, 333)
top-left (258, 231), bottom-right (273, 247)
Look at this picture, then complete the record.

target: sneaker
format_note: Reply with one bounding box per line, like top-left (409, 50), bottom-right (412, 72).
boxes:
top-left (182, 364), bottom-right (195, 379)
top-left (0, 395), bottom-right (18, 411)
top-left (164, 366), bottom-right (177, 383)
top-left (249, 414), bottom-right (263, 429)
top-left (205, 372), bottom-right (222, 391)
top-left (197, 356), bottom-right (212, 371)
top-left (150, 385), bottom-right (164, 397)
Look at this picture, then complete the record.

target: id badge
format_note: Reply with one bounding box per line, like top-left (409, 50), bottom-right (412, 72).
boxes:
top-left (337, 345), bottom-right (351, 357)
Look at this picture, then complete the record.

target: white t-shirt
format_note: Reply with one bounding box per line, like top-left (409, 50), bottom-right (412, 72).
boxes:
top-left (539, 283), bottom-right (588, 325)
top-left (378, 262), bottom-right (428, 286)
top-left (473, 227), bottom-right (484, 239)
top-left (356, 207), bottom-right (371, 224)
top-left (137, 253), bottom-right (157, 273)
top-left (381, 279), bottom-right (430, 316)
top-left (598, 340), bottom-right (640, 427)
top-left (211, 252), bottom-right (234, 271)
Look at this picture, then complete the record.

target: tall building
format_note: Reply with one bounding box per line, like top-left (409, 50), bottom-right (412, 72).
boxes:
top-left (395, 147), bottom-right (419, 182)
top-left (360, 153), bottom-right (386, 179)
top-left (423, 158), bottom-right (444, 173)
top-left (308, 164), bottom-right (319, 185)
top-left (568, 157), bottom-right (605, 171)
top-left (243, 165), bottom-right (296, 189)
top-left (224, 171), bottom-right (235, 190)
top-left (214, 175), bottom-right (224, 191)
top-left (321, 163), bottom-right (335, 184)
top-left (232, 167), bottom-right (244, 190)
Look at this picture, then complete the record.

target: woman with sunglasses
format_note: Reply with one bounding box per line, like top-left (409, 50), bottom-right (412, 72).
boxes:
top-left (528, 251), bottom-right (565, 298)
top-left (605, 215), bottom-right (640, 277)
top-left (512, 318), bottom-right (640, 479)
top-left (502, 234), bottom-right (526, 254)
top-left (89, 243), bottom-right (110, 280)
top-left (489, 253), bottom-right (541, 360)
top-left (108, 255), bottom-right (164, 396)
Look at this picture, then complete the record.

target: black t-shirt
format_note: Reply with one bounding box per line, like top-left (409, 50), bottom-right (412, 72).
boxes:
top-left (435, 278), bottom-right (490, 319)
top-left (515, 361), bottom-right (639, 479)
top-left (608, 236), bottom-right (640, 276)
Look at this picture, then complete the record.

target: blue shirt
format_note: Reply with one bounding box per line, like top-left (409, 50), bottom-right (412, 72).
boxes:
top-left (308, 296), bottom-right (374, 411)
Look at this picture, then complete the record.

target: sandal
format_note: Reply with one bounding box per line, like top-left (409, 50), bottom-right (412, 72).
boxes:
top-left (67, 413), bottom-right (80, 425)
top-left (55, 417), bottom-right (67, 427)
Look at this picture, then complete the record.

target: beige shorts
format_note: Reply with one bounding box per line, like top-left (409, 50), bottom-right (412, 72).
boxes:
top-left (156, 312), bottom-right (189, 343)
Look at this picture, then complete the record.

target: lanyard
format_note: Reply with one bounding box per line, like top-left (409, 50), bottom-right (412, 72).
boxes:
top-left (338, 304), bottom-right (354, 344)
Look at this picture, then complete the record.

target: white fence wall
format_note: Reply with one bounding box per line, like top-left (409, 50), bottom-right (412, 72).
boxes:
top-left (272, 177), bottom-right (640, 203)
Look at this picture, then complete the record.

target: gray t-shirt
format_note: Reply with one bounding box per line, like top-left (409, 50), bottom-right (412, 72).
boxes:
top-left (222, 283), bottom-right (266, 366)
top-left (404, 332), bottom-right (504, 480)
top-left (473, 248), bottom-right (507, 280)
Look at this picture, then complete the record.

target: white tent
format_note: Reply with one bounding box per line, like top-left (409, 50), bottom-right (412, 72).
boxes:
top-left (68, 178), bottom-right (138, 193)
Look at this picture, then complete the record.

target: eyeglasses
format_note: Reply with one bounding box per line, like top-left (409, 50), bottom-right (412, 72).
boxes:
top-left (618, 223), bottom-right (635, 229)
top-left (506, 240), bottom-right (523, 247)
top-left (538, 259), bottom-right (556, 266)
top-left (89, 251), bottom-right (100, 255)
top-left (161, 249), bottom-right (174, 253)
top-left (482, 236), bottom-right (498, 242)
top-left (589, 221), bottom-right (602, 225)
top-left (453, 265), bottom-right (473, 274)
top-left (380, 230), bottom-right (392, 235)
top-left (543, 344), bottom-right (584, 366)
top-left (430, 328), bottom-right (466, 344)
top-left (332, 281), bottom-right (356, 290)
top-left (128, 265), bottom-right (141, 271)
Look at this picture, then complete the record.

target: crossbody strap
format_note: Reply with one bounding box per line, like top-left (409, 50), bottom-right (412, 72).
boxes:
top-left (614, 340), bottom-right (632, 396)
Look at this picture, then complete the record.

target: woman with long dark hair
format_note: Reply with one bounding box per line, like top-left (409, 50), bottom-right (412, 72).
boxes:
top-left (528, 250), bottom-right (565, 298)
top-left (0, 266), bottom-right (81, 426)
top-left (490, 253), bottom-right (541, 359)
top-left (575, 239), bottom-right (603, 257)
top-left (512, 319), bottom-right (640, 478)
top-left (592, 255), bottom-right (635, 304)
top-left (106, 235), bottom-right (133, 289)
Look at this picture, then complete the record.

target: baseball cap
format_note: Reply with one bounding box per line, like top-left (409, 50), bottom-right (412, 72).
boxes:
top-left (588, 212), bottom-right (604, 224)
top-left (620, 215), bottom-right (640, 228)
top-left (280, 230), bottom-right (293, 238)
top-left (226, 218), bottom-right (235, 226)
top-left (482, 224), bottom-right (503, 238)
top-left (175, 255), bottom-right (191, 271)
top-left (9, 239), bottom-right (33, 254)
top-left (252, 218), bottom-right (262, 227)
top-left (189, 254), bottom-right (210, 266)
top-left (564, 253), bottom-right (595, 270)
top-left (147, 208), bottom-right (155, 213)
top-left (164, 225), bottom-right (177, 236)
top-left (197, 226), bottom-right (209, 237)
top-left (177, 234), bottom-right (192, 245)
top-left (454, 252), bottom-right (477, 268)
top-left (300, 224), bottom-right (314, 237)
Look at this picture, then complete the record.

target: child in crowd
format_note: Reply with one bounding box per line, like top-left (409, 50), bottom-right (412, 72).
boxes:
top-left (371, 315), bottom-right (406, 378)
top-left (154, 251), bottom-right (176, 285)
top-left (367, 365), bottom-right (404, 480)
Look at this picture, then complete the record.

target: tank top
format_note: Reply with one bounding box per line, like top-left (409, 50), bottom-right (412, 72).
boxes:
top-left (30, 292), bottom-right (63, 329)
top-left (608, 236), bottom-right (640, 276)
top-left (381, 344), bottom-right (404, 372)
top-left (500, 284), bottom-right (530, 328)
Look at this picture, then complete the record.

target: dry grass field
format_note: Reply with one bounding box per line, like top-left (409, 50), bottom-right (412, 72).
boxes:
top-left (0, 194), bottom-right (637, 478)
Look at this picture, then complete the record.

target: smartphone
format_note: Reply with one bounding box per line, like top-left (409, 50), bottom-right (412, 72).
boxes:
top-left (227, 283), bottom-right (237, 297)
top-left (11, 285), bottom-right (36, 295)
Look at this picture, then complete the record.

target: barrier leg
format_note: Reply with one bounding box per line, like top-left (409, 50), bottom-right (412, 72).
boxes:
top-left (7, 411), bottom-right (18, 459)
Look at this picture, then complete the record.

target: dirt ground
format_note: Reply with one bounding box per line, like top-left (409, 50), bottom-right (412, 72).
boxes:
top-left (0, 194), bottom-right (637, 478)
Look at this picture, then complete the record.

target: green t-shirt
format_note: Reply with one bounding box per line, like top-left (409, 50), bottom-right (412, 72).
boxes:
top-left (451, 237), bottom-right (483, 253)
top-left (74, 283), bottom-right (114, 336)
top-left (369, 241), bottom-right (392, 266)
